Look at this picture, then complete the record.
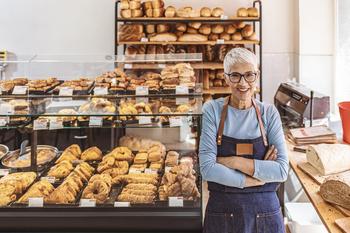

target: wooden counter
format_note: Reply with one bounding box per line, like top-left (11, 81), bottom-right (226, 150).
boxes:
top-left (288, 143), bottom-right (347, 233)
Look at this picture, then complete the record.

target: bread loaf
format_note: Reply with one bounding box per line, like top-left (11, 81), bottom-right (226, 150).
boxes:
top-left (320, 173), bottom-right (350, 210)
top-left (212, 24), bottom-right (224, 34)
top-left (209, 70), bottom-right (216, 80)
top-left (216, 70), bottom-right (225, 79)
top-left (120, 0), bottom-right (129, 10)
top-left (131, 9), bottom-right (143, 17)
top-left (247, 7), bottom-right (259, 17)
top-left (200, 7), bottom-right (211, 17)
top-left (203, 70), bottom-right (210, 89)
top-left (218, 45), bottom-right (228, 62)
top-left (213, 79), bottom-right (223, 87)
top-left (153, 8), bottom-right (165, 17)
top-left (151, 0), bottom-right (164, 9)
top-left (146, 24), bottom-right (155, 34)
top-left (187, 45), bottom-right (197, 54)
top-left (208, 33), bottom-right (219, 41)
top-left (225, 25), bottom-right (236, 34)
top-left (178, 33), bottom-right (208, 42)
top-left (119, 24), bottom-right (144, 41)
top-left (242, 24), bottom-right (254, 37)
top-left (234, 21), bottom-right (246, 29)
top-left (188, 22), bottom-right (201, 29)
top-left (232, 32), bottom-right (243, 41)
top-left (246, 32), bottom-right (257, 41)
top-left (237, 8), bottom-right (248, 17)
top-left (164, 45), bottom-right (175, 54)
top-left (165, 6), bottom-right (176, 17)
top-left (149, 33), bottom-right (177, 42)
top-left (156, 24), bottom-right (170, 33)
top-left (205, 45), bottom-right (214, 62)
top-left (143, 1), bottom-right (153, 10)
top-left (187, 27), bottom-right (198, 34)
top-left (175, 23), bottom-right (187, 32)
top-left (211, 7), bottom-right (224, 17)
top-left (177, 7), bottom-right (200, 18)
top-left (220, 32), bottom-right (230, 41)
top-left (121, 9), bottom-right (132, 18)
top-left (175, 31), bottom-right (184, 38)
top-left (199, 24), bottom-right (211, 35)
top-left (145, 9), bottom-right (153, 17)
top-left (129, 1), bottom-right (141, 10)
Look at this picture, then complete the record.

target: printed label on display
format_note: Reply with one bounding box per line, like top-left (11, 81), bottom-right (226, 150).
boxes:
top-left (114, 202), bottom-right (130, 207)
top-left (165, 166), bottom-right (172, 173)
top-left (59, 87), bottom-right (73, 96)
top-left (169, 117), bottom-right (183, 127)
top-left (158, 64), bottom-right (166, 69)
top-left (216, 39), bottom-right (225, 44)
top-left (12, 86), bottom-right (27, 95)
top-left (220, 15), bottom-right (228, 20)
top-left (49, 119), bottom-right (63, 130)
top-left (28, 197), bottom-right (44, 207)
top-left (0, 169), bottom-right (10, 176)
top-left (169, 196), bottom-right (184, 207)
top-left (41, 176), bottom-right (56, 184)
top-left (138, 116), bottom-right (152, 125)
top-left (136, 97), bottom-right (149, 104)
top-left (141, 37), bottom-right (149, 42)
top-left (129, 168), bottom-right (142, 174)
top-left (136, 86), bottom-right (149, 96)
top-left (94, 87), bottom-right (108, 96)
top-left (33, 119), bottom-right (48, 130)
top-left (79, 199), bottom-right (96, 207)
top-left (144, 168), bottom-right (158, 174)
top-left (175, 85), bottom-right (189, 95)
top-left (124, 64), bottom-right (133, 69)
top-left (0, 117), bottom-right (9, 127)
top-left (89, 116), bottom-right (103, 127)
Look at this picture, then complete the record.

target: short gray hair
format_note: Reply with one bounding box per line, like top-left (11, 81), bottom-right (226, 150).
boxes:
top-left (223, 48), bottom-right (258, 73)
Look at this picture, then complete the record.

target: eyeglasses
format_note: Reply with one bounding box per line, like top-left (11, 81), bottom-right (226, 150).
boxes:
top-left (224, 71), bottom-right (258, 83)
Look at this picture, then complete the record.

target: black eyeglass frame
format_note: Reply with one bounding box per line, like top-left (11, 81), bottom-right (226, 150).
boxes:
top-left (224, 71), bottom-right (259, 83)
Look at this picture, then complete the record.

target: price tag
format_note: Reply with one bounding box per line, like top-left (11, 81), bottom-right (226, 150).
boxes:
top-left (114, 202), bottom-right (130, 207)
top-left (0, 117), bottom-right (9, 127)
top-left (169, 196), bottom-right (184, 207)
top-left (136, 97), bottom-right (149, 104)
top-left (59, 87), bottom-right (73, 96)
top-left (0, 88), bottom-right (2, 95)
top-left (94, 87), bottom-right (108, 96)
top-left (129, 168), bottom-right (142, 174)
top-left (169, 117), bottom-right (183, 127)
top-left (165, 166), bottom-right (172, 173)
top-left (176, 97), bottom-right (189, 105)
top-left (41, 176), bottom-right (56, 184)
top-left (49, 119), bottom-right (63, 130)
top-left (33, 119), bottom-right (48, 130)
top-left (89, 116), bottom-right (103, 127)
top-left (0, 169), bottom-right (10, 176)
top-left (216, 39), bottom-right (225, 44)
top-left (124, 63), bottom-right (133, 69)
top-left (141, 37), bottom-right (149, 42)
top-left (158, 64), bottom-right (166, 69)
top-left (28, 197), bottom-right (44, 207)
top-left (144, 168), bottom-right (158, 174)
top-left (111, 78), bottom-right (117, 85)
top-left (12, 86), bottom-right (27, 95)
top-left (80, 199), bottom-right (96, 207)
top-left (220, 15), bottom-right (228, 20)
top-left (176, 85), bottom-right (189, 95)
top-left (136, 86), bottom-right (149, 96)
top-left (138, 116), bottom-right (152, 125)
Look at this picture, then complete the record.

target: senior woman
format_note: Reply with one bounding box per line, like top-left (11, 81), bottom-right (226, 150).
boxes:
top-left (199, 47), bottom-right (289, 233)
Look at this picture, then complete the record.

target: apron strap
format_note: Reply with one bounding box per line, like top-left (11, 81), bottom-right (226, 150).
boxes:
top-left (217, 96), bottom-right (230, 145)
top-left (251, 98), bottom-right (269, 147)
top-left (216, 96), bottom-right (268, 147)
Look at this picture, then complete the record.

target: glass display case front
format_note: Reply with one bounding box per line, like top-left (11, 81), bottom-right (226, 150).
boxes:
top-left (0, 54), bottom-right (203, 232)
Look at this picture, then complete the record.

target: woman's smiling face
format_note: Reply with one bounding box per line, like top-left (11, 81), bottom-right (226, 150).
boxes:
top-left (225, 63), bottom-right (259, 102)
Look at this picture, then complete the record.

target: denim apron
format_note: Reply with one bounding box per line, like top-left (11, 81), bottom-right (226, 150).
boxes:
top-left (203, 97), bottom-right (285, 233)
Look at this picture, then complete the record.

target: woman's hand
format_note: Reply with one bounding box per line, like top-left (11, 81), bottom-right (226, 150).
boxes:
top-left (264, 145), bottom-right (278, 161)
top-left (244, 176), bottom-right (265, 187)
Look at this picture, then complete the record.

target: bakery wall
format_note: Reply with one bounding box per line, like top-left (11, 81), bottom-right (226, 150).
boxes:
top-left (2, 0), bottom-right (298, 103)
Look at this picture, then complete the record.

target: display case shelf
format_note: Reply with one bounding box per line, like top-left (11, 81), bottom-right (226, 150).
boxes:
top-left (117, 40), bottom-right (260, 45)
top-left (117, 16), bottom-right (260, 22)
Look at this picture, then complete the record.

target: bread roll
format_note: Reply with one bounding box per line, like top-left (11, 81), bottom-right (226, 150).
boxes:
top-left (188, 22), bottom-right (201, 29)
top-left (178, 33), bottom-right (208, 42)
top-left (213, 79), bottom-right (223, 87)
top-left (145, 9), bottom-right (153, 17)
top-left (220, 32), bottom-right (230, 41)
top-left (242, 24), bottom-right (254, 37)
top-left (131, 9), bottom-right (143, 17)
top-left (146, 25), bottom-right (155, 34)
top-left (200, 7), bottom-right (211, 17)
top-left (247, 7), bottom-right (259, 17)
top-left (121, 9), bottom-right (131, 18)
top-left (120, 0), bottom-right (129, 10)
top-left (149, 33), bottom-right (177, 42)
top-left (187, 27), bottom-right (198, 34)
top-left (247, 32), bottom-right (257, 41)
top-left (209, 70), bottom-right (216, 80)
top-left (199, 24), bottom-right (211, 35)
top-left (237, 8), bottom-right (248, 17)
top-left (165, 6), bottom-right (176, 18)
top-left (175, 31), bottom-right (184, 38)
top-left (234, 21), bottom-right (246, 29)
top-left (211, 7), bottom-right (224, 17)
top-left (232, 32), bottom-right (243, 41)
top-left (225, 25), bottom-right (236, 34)
top-left (156, 24), bottom-right (170, 33)
top-left (203, 70), bottom-right (210, 89)
top-left (152, 0), bottom-right (164, 9)
top-left (208, 33), bottom-right (219, 41)
top-left (153, 8), bottom-right (165, 17)
top-left (129, 1), bottom-right (141, 10)
top-left (175, 23), bottom-right (187, 32)
top-left (212, 24), bottom-right (224, 34)
top-left (143, 1), bottom-right (153, 10)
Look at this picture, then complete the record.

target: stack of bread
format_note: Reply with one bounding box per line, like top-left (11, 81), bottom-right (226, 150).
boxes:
top-left (17, 180), bottom-right (55, 204)
top-left (28, 77), bottom-right (59, 92)
top-left (120, 0), bottom-right (143, 18)
top-left (95, 68), bottom-right (128, 91)
top-left (143, 0), bottom-right (165, 18)
top-left (140, 72), bottom-right (161, 91)
top-left (0, 172), bottom-right (37, 206)
top-left (131, 143), bottom-right (166, 172)
top-left (118, 100), bottom-right (154, 121)
top-left (165, 151), bottom-right (180, 167)
top-left (160, 63), bottom-right (196, 89)
top-left (78, 98), bottom-right (116, 121)
top-left (81, 174), bottom-right (113, 204)
top-left (45, 162), bottom-right (94, 204)
top-left (116, 173), bottom-right (159, 204)
top-left (97, 146), bottom-right (132, 181)
top-left (159, 163), bottom-right (200, 201)
top-left (55, 77), bottom-right (92, 92)
top-left (119, 135), bottom-right (165, 152)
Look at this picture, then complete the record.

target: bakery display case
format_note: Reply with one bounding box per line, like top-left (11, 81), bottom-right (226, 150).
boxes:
top-left (0, 54), bottom-right (203, 232)
top-left (115, 0), bottom-right (262, 99)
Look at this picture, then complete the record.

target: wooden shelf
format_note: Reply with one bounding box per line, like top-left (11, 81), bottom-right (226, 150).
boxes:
top-left (117, 16), bottom-right (260, 22)
top-left (117, 40), bottom-right (260, 46)
top-left (121, 62), bottom-right (223, 70)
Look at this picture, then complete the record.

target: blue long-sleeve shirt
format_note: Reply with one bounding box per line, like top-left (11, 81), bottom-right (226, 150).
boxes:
top-left (199, 98), bottom-right (289, 189)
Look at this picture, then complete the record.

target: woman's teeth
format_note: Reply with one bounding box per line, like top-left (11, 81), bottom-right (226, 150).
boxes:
top-left (237, 88), bottom-right (249, 92)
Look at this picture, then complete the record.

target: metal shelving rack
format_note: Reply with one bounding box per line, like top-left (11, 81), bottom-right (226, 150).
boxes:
top-left (115, 0), bottom-right (263, 100)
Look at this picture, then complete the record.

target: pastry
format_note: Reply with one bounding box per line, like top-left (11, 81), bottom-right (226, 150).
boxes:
top-left (232, 32), bottom-right (243, 41)
top-left (199, 24), bottom-right (211, 35)
top-left (211, 24), bottom-right (224, 34)
top-left (247, 7), bottom-right (259, 17)
top-left (165, 6), bottom-right (176, 18)
top-left (81, 174), bottom-right (112, 204)
top-left (105, 146), bottom-right (134, 162)
top-left (242, 24), bottom-right (254, 37)
top-left (17, 180), bottom-right (54, 204)
top-left (200, 7), bottom-right (211, 17)
top-left (165, 151), bottom-right (179, 167)
top-left (48, 161), bottom-right (74, 179)
top-left (211, 7), bottom-right (224, 17)
top-left (134, 152), bottom-right (148, 164)
top-left (81, 146), bottom-right (103, 161)
top-left (178, 33), bottom-right (207, 42)
top-left (237, 8), bottom-right (248, 17)
top-left (149, 33), bottom-right (177, 42)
